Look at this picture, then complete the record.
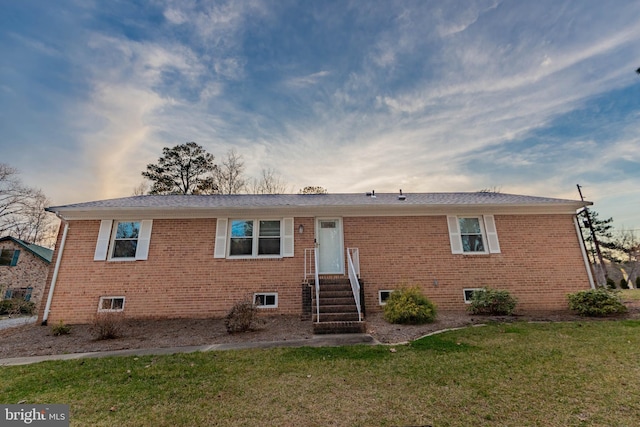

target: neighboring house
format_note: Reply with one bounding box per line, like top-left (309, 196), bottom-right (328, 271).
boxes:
top-left (38, 192), bottom-right (594, 328)
top-left (1, 236), bottom-right (53, 307)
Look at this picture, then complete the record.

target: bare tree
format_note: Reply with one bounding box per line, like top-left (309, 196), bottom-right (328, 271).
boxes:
top-left (132, 182), bottom-right (148, 196)
top-left (214, 149), bottom-right (247, 194)
top-left (0, 163), bottom-right (59, 247)
top-left (249, 168), bottom-right (289, 194)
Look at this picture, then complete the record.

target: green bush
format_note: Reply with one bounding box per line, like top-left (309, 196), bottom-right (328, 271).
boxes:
top-left (51, 321), bottom-right (71, 336)
top-left (606, 278), bottom-right (616, 289)
top-left (383, 287), bottom-right (437, 325)
top-left (467, 288), bottom-right (517, 315)
top-left (568, 289), bottom-right (628, 317)
top-left (620, 279), bottom-right (629, 289)
top-left (0, 298), bottom-right (35, 316)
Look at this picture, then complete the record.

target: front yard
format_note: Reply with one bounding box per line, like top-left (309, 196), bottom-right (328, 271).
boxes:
top-left (2, 320), bottom-right (639, 426)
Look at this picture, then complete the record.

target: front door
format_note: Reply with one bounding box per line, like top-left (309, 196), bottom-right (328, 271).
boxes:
top-left (316, 218), bottom-right (344, 274)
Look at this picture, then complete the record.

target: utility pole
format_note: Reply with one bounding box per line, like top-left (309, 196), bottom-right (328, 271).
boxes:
top-left (577, 184), bottom-right (608, 286)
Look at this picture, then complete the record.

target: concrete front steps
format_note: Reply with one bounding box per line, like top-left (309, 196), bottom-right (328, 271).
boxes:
top-left (312, 277), bottom-right (366, 334)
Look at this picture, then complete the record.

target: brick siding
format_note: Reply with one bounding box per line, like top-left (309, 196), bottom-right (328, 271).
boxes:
top-left (39, 214), bottom-right (591, 324)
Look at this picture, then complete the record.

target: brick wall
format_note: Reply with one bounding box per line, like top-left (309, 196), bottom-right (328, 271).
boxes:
top-left (0, 240), bottom-right (50, 308)
top-left (39, 214), bottom-right (590, 324)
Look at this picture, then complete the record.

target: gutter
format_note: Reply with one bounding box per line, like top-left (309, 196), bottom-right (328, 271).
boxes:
top-left (42, 217), bottom-right (69, 326)
top-left (574, 215), bottom-right (596, 289)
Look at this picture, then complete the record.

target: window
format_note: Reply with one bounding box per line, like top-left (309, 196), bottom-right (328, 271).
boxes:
top-left (98, 296), bottom-right (125, 312)
top-left (463, 288), bottom-right (484, 304)
top-left (0, 249), bottom-right (19, 266)
top-left (459, 217), bottom-right (485, 253)
top-left (112, 221), bottom-right (140, 258)
top-left (94, 220), bottom-right (153, 261)
top-left (229, 219), bottom-right (281, 257)
top-left (254, 292), bottom-right (278, 308)
top-left (447, 215), bottom-right (500, 255)
top-left (379, 290), bottom-right (394, 305)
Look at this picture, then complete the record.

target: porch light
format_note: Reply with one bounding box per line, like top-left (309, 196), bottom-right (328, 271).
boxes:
top-left (298, 224), bottom-right (304, 234)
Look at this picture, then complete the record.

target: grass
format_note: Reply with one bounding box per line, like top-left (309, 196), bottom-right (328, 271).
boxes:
top-left (1, 321), bottom-right (640, 426)
top-left (620, 288), bottom-right (640, 301)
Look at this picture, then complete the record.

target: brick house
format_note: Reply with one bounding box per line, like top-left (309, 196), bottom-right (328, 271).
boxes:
top-left (1, 236), bottom-right (53, 307)
top-left (39, 192), bottom-right (594, 328)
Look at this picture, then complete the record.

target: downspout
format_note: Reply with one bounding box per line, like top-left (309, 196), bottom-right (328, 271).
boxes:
top-left (574, 215), bottom-right (595, 289)
top-left (42, 217), bottom-right (69, 326)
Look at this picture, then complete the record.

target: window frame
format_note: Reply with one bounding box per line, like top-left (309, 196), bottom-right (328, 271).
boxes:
top-left (379, 290), bottom-right (394, 305)
top-left (109, 221), bottom-right (141, 260)
top-left (94, 219), bottom-right (153, 262)
top-left (228, 219), bottom-right (283, 258)
top-left (458, 216), bottom-right (488, 254)
top-left (98, 296), bottom-right (126, 312)
top-left (254, 292), bottom-right (278, 308)
top-left (463, 288), bottom-right (484, 304)
top-left (0, 249), bottom-right (19, 266)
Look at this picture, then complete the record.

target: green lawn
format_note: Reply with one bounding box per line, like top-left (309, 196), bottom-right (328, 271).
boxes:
top-left (2, 320), bottom-right (639, 426)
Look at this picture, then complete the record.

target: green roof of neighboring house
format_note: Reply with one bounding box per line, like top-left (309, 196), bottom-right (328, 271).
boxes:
top-left (0, 236), bottom-right (53, 263)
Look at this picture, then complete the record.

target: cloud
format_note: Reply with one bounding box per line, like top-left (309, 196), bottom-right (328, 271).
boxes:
top-left (286, 71), bottom-right (331, 88)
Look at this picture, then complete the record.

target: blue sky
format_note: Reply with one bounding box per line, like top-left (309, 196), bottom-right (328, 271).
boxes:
top-left (1, 0), bottom-right (639, 229)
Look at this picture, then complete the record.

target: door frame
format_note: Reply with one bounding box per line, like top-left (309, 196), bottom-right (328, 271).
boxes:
top-left (315, 217), bottom-right (344, 275)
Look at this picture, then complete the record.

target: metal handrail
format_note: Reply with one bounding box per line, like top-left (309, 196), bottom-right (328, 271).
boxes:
top-left (304, 248), bottom-right (321, 322)
top-left (346, 248), bottom-right (362, 322)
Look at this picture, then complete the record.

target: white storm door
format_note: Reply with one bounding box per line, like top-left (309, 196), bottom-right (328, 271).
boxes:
top-left (316, 218), bottom-right (344, 274)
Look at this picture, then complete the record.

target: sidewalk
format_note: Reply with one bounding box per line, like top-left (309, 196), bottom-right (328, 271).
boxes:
top-left (0, 334), bottom-right (378, 366)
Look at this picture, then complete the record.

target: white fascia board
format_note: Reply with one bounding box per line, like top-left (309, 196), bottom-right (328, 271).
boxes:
top-left (51, 202), bottom-right (584, 221)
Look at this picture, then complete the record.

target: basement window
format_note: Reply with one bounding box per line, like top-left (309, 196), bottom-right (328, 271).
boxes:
top-left (463, 288), bottom-right (484, 304)
top-left (254, 292), bottom-right (278, 308)
top-left (98, 296), bottom-right (125, 312)
top-left (379, 290), bottom-right (394, 305)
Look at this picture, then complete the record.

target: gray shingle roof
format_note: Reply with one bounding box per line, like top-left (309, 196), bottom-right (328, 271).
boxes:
top-left (48, 192), bottom-right (586, 211)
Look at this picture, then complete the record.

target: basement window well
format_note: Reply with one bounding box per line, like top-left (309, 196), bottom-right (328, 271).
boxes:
top-left (379, 290), bottom-right (394, 305)
top-left (463, 289), bottom-right (484, 304)
top-left (98, 296), bottom-right (125, 312)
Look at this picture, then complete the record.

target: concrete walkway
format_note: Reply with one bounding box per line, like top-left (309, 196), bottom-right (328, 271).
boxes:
top-left (0, 334), bottom-right (378, 367)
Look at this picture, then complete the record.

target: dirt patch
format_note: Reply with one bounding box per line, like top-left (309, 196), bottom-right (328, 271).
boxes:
top-left (1, 304), bottom-right (638, 360)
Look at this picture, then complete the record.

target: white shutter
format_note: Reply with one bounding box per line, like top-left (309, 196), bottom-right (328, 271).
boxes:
top-left (135, 220), bottom-right (153, 260)
top-left (447, 216), bottom-right (463, 254)
top-left (483, 215), bottom-right (501, 254)
top-left (214, 218), bottom-right (228, 258)
top-left (94, 220), bottom-right (113, 261)
top-left (282, 218), bottom-right (295, 257)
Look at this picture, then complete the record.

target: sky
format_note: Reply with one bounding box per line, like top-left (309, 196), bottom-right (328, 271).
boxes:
top-left (1, 0), bottom-right (639, 230)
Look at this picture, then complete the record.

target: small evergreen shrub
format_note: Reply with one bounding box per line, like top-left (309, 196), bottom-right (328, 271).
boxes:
top-left (51, 321), bottom-right (71, 336)
top-left (568, 289), bottom-right (628, 317)
top-left (620, 279), bottom-right (629, 289)
top-left (383, 287), bottom-right (437, 325)
top-left (606, 278), bottom-right (616, 289)
top-left (636, 276), bottom-right (640, 288)
top-left (91, 312), bottom-right (125, 340)
top-left (225, 299), bottom-right (260, 333)
top-left (467, 288), bottom-right (517, 315)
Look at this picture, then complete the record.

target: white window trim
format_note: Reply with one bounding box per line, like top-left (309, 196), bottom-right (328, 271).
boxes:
top-left (215, 217), bottom-right (294, 259)
top-left (98, 296), bottom-right (126, 312)
top-left (379, 290), bottom-right (394, 305)
top-left (94, 219), bottom-right (153, 262)
top-left (463, 288), bottom-right (484, 304)
top-left (254, 292), bottom-right (278, 308)
top-left (447, 215), bottom-right (500, 255)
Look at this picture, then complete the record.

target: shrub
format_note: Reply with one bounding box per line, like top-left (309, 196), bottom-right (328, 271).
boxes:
top-left (91, 312), bottom-right (125, 340)
top-left (568, 289), bottom-right (628, 317)
top-left (0, 298), bottom-right (35, 316)
top-left (383, 287), bottom-right (437, 325)
top-left (51, 321), bottom-right (71, 336)
top-left (467, 288), bottom-right (517, 315)
top-left (225, 299), bottom-right (260, 333)
top-left (606, 278), bottom-right (616, 289)
top-left (636, 276), bottom-right (640, 288)
top-left (620, 279), bottom-right (629, 289)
